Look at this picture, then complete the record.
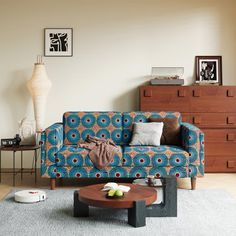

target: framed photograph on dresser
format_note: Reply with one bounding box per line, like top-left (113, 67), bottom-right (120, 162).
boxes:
top-left (195, 56), bottom-right (222, 85)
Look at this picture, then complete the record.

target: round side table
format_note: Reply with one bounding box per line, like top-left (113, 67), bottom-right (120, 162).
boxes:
top-left (0, 145), bottom-right (40, 186)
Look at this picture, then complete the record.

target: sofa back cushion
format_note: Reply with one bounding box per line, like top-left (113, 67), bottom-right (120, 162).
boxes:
top-left (122, 111), bottom-right (181, 145)
top-left (149, 117), bottom-right (181, 146)
top-left (63, 112), bottom-right (123, 145)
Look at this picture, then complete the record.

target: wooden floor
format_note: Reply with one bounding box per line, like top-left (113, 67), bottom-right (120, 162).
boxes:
top-left (0, 170), bottom-right (236, 200)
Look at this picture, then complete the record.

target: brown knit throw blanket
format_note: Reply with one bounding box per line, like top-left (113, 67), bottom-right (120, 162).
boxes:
top-left (77, 136), bottom-right (118, 170)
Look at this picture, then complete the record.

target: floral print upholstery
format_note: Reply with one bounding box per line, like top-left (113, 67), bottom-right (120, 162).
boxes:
top-left (63, 112), bottom-right (122, 145)
top-left (41, 165), bottom-right (189, 179)
top-left (56, 145), bottom-right (122, 167)
top-left (181, 122), bottom-right (205, 176)
top-left (123, 145), bottom-right (189, 167)
top-left (41, 111), bottom-right (204, 180)
top-left (41, 123), bottom-right (63, 167)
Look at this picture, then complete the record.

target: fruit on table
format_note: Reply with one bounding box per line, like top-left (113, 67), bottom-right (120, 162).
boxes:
top-left (115, 190), bottom-right (124, 197)
top-left (108, 189), bottom-right (116, 197)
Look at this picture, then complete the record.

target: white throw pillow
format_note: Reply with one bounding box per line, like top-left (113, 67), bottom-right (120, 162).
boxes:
top-left (129, 122), bottom-right (164, 146)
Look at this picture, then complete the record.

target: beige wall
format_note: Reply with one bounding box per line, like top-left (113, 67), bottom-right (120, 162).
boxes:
top-left (0, 0), bottom-right (236, 168)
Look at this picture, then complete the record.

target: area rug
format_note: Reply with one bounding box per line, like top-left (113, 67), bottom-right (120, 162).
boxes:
top-left (0, 189), bottom-right (236, 236)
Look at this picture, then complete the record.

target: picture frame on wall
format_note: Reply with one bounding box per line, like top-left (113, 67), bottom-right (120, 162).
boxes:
top-left (44, 28), bottom-right (73, 57)
top-left (195, 56), bottom-right (222, 85)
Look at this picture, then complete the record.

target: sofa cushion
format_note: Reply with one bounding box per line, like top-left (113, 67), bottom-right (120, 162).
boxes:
top-left (122, 111), bottom-right (181, 145)
top-left (63, 112), bottom-right (122, 145)
top-left (122, 145), bottom-right (189, 167)
top-left (129, 122), bottom-right (163, 146)
top-left (149, 117), bottom-right (181, 146)
top-left (56, 145), bottom-right (123, 167)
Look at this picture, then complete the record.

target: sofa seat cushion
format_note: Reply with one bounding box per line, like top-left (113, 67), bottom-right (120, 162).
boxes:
top-left (41, 165), bottom-right (190, 179)
top-left (122, 145), bottom-right (189, 167)
top-left (56, 145), bottom-right (123, 167)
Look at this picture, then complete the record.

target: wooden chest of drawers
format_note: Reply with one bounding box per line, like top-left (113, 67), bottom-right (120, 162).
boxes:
top-left (140, 85), bottom-right (236, 173)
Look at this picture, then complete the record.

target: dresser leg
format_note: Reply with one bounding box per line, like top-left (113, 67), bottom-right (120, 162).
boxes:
top-left (191, 177), bottom-right (196, 190)
top-left (50, 178), bottom-right (56, 190)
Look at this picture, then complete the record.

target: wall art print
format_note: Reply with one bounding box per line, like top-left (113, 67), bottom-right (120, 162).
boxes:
top-left (44, 28), bottom-right (73, 57)
top-left (195, 56), bottom-right (222, 85)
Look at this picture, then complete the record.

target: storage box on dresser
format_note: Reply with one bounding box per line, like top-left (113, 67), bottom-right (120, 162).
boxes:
top-left (140, 85), bottom-right (236, 173)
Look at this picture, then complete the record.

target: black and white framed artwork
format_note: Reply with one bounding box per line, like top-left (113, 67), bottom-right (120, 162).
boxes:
top-left (44, 28), bottom-right (73, 57)
top-left (196, 56), bottom-right (222, 85)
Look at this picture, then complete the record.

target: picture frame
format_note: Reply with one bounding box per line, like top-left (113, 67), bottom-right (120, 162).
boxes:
top-left (195, 56), bottom-right (222, 85)
top-left (44, 28), bottom-right (73, 57)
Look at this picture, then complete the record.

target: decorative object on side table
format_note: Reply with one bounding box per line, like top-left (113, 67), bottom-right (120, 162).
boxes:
top-left (1, 134), bottom-right (21, 147)
top-left (44, 28), bottom-right (73, 57)
top-left (150, 67), bottom-right (184, 85)
top-left (27, 55), bottom-right (52, 132)
top-left (195, 56), bottom-right (222, 85)
top-left (19, 118), bottom-right (36, 145)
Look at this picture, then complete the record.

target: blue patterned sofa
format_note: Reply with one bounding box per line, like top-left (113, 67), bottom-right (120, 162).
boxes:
top-left (41, 111), bottom-right (204, 190)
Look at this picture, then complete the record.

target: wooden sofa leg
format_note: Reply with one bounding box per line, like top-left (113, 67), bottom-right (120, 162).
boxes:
top-left (50, 178), bottom-right (56, 190)
top-left (191, 177), bottom-right (197, 190)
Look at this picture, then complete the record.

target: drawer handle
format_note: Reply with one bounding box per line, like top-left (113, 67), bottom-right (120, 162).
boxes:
top-left (227, 161), bottom-right (236, 168)
top-left (227, 116), bottom-right (235, 124)
top-left (227, 89), bottom-right (235, 97)
top-left (178, 90), bottom-right (186, 97)
top-left (193, 90), bottom-right (201, 97)
top-left (193, 116), bottom-right (201, 124)
top-left (144, 89), bottom-right (152, 97)
top-left (227, 133), bottom-right (235, 141)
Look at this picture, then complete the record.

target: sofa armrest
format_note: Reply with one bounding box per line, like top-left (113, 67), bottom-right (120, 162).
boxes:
top-left (181, 122), bottom-right (204, 176)
top-left (41, 123), bottom-right (63, 167)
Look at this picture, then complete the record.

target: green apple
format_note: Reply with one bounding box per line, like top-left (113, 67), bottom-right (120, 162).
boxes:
top-left (115, 190), bottom-right (123, 197)
top-left (108, 189), bottom-right (116, 197)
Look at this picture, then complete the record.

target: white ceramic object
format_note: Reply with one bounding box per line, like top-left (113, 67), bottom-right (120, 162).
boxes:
top-left (14, 190), bottom-right (46, 203)
top-left (27, 61), bottom-right (52, 132)
top-left (19, 118), bottom-right (36, 145)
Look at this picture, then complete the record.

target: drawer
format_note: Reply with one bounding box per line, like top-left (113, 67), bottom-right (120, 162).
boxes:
top-left (181, 114), bottom-right (191, 123)
top-left (186, 113), bottom-right (236, 128)
top-left (205, 142), bottom-right (236, 156)
top-left (190, 86), bottom-right (236, 112)
top-left (203, 129), bottom-right (236, 142)
top-left (205, 156), bottom-right (236, 173)
top-left (140, 86), bottom-right (191, 112)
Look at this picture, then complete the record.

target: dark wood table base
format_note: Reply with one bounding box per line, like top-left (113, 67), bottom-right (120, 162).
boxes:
top-left (73, 176), bottom-right (177, 227)
top-left (146, 176), bottom-right (177, 217)
top-left (74, 191), bottom-right (147, 227)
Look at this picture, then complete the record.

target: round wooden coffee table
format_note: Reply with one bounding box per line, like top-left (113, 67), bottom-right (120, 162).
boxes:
top-left (73, 183), bottom-right (157, 227)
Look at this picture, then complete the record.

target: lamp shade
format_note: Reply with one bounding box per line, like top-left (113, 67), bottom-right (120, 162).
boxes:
top-left (27, 63), bottom-right (52, 132)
